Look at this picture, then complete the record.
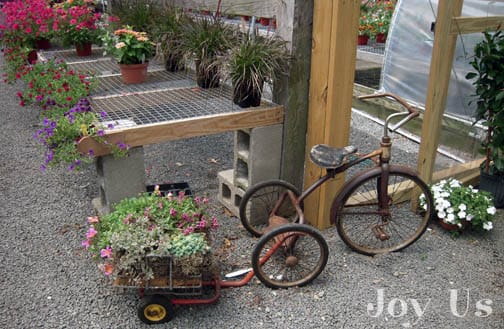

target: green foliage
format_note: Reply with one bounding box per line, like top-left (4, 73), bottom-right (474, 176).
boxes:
top-left (466, 31), bottom-right (504, 175)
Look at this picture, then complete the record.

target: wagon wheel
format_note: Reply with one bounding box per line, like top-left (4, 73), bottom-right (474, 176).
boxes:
top-left (137, 295), bottom-right (174, 324)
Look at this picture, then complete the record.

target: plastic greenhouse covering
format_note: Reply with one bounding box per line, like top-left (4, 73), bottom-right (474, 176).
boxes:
top-left (380, 0), bottom-right (504, 121)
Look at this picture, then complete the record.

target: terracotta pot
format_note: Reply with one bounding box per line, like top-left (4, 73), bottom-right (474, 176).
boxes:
top-left (376, 33), bottom-right (387, 43)
top-left (75, 43), bottom-right (92, 57)
top-left (357, 35), bottom-right (369, 46)
top-left (438, 219), bottom-right (468, 232)
top-left (27, 50), bottom-right (38, 64)
top-left (35, 38), bottom-right (51, 50)
top-left (119, 63), bottom-right (149, 84)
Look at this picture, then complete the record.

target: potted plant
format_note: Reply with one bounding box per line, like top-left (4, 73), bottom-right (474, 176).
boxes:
top-left (0, 0), bottom-right (58, 50)
top-left (152, 7), bottom-right (189, 72)
top-left (369, 0), bottom-right (395, 43)
top-left (177, 16), bottom-right (236, 88)
top-left (16, 59), bottom-right (97, 114)
top-left (102, 26), bottom-right (155, 84)
top-left (419, 178), bottom-right (496, 235)
top-left (82, 188), bottom-right (219, 282)
top-left (466, 30), bottom-right (504, 208)
top-left (225, 33), bottom-right (290, 108)
top-left (357, 14), bottom-right (373, 45)
top-left (56, 0), bottom-right (103, 56)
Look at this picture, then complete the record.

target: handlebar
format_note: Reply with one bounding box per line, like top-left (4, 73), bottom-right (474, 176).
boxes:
top-left (358, 93), bottom-right (419, 137)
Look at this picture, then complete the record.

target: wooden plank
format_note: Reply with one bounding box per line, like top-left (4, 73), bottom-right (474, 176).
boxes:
top-left (304, 0), bottom-right (360, 230)
top-left (417, 0), bottom-right (463, 185)
top-left (78, 106), bottom-right (284, 157)
top-left (450, 16), bottom-right (504, 35)
top-left (432, 158), bottom-right (483, 185)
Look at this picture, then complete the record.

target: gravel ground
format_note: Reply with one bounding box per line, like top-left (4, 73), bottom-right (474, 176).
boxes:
top-left (1, 55), bottom-right (503, 329)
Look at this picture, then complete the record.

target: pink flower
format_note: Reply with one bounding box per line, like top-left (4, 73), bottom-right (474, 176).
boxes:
top-left (170, 208), bottom-right (177, 217)
top-left (211, 217), bottom-right (219, 229)
top-left (87, 216), bottom-right (99, 224)
top-left (100, 246), bottom-right (113, 258)
top-left (182, 227), bottom-right (194, 235)
top-left (101, 263), bottom-right (114, 276)
top-left (86, 227), bottom-right (97, 239)
top-left (81, 239), bottom-right (91, 249)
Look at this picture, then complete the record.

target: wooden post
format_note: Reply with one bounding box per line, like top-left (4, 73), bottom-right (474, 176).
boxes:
top-left (274, 1), bottom-right (314, 190)
top-left (303, 0), bottom-right (360, 229)
top-left (417, 0), bottom-right (463, 184)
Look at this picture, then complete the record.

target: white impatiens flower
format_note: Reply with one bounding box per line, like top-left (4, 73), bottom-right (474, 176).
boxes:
top-left (487, 207), bottom-right (496, 215)
top-left (447, 207), bottom-right (454, 214)
top-left (483, 222), bottom-right (493, 231)
top-left (458, 204), bottom-right (467, 211)
top-left (446, 213), bottom-right (455, 223)
top-left (466, 214), bottom-right (474, 222)
top-left (457, 211), bottom-right (466, 219)
top-left (450, 180), bottom-right (461, 187)
top-left (437, 211), bottom-right (446, 219)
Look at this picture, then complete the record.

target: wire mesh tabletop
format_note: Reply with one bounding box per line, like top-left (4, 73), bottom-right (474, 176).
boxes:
top-left (92, 84), bottom-right (275, 126)
top-left (92, 70), bottom-right (195, 97)
top-left (38, 48), bottom-right (165, 76)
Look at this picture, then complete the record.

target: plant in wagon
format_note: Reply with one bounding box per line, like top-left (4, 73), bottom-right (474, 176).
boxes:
top-left (102, 25), bottom-right (155, 84)
top-left (82, 188), bottom-right (219, 282)
top-left (466, 30), bottom-right (504, 208)
top-left (225, 33), bottom-right (290, 108)
top-left (419, 178), bottom-right (496, 236)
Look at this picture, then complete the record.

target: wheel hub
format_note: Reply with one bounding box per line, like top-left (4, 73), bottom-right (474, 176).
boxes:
top-left (285, 255), bottom-right (298, 267)
top-left (144, 304), bottom-right (167, 322)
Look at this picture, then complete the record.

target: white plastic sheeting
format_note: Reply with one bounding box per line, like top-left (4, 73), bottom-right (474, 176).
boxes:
top-left (381, 0), bottom-right (504, 120)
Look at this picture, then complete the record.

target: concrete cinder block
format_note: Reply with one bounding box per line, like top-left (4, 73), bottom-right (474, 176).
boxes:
top-left (234, 124), bottom-right (283, 190)
top-left (94, 146), bottom-right (146, 214)
top-left (218, 169), bottom-right (245, 218)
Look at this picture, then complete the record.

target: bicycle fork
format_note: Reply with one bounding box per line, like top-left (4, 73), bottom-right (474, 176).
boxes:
top-left (373, 137), bottom-right (392, 241)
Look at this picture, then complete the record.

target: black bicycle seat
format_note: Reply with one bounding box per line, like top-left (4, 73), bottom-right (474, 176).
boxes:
top-left (310, 144), bottom-right (357, 169)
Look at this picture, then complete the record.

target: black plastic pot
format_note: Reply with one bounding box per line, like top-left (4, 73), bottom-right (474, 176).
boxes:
top-left (232, 81), bottom-right (263, 108)
top-left (480, 169), bottom-right (504, 208)
top-left (165, 54), bottom-right (184, 72)
top-left (195, 60), bottom-right (219, 88)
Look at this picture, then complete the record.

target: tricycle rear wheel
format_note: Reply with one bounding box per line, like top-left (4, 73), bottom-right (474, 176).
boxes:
top-left (138, 295), bottom-right (174, 324)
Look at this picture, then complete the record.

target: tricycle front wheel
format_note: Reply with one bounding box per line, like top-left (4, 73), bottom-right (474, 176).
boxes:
top-left (138, 295), bottom-right (174, 324)
top-left (251, 224), bottom-right (328, 289)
